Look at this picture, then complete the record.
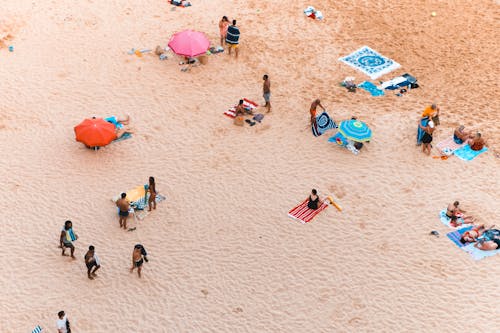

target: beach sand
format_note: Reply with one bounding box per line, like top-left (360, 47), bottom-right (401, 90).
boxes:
top-left (0, 0), bottom-right (499, 332)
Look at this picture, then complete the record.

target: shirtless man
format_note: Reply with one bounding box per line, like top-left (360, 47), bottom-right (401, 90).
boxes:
top-left (84, 245), bottom-right (100, 280)
top-left (310, 99), bottom-right (326, 125)
top-left (116, 193), bottom-right (130, 230)
top-left (60, 220), bottom-right (77, 259)
top-left (453, 125), bottom-right (471, 144)
top-left (235, 99), bottom-right (253, 116)
top-left (262, 74), bottom-right (271, 113)
top-left (130, 244), bottom-right (146, 278)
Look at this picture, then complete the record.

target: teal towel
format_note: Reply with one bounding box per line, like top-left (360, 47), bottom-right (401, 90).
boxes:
top-left (453, 145), bottom-right (487, 161)
top-left (358, 81), bottom-right (384, 96)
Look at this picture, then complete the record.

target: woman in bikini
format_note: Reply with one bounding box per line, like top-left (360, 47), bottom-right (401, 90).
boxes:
top-left (460, 224), bottom-right (491, 244)
top-left (219, 16), bottom-right (229, 46)
top-left (147, 176), bottom-right (157, 211)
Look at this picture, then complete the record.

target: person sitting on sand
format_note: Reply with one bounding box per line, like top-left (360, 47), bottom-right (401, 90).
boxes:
top-left (310, 99), bottom-right (326, 125)
top-left (453, 125), bottom-right (471, 144)
top-left (60, 220), bottom-right (77, 259)
top-left (474, 238), bottom-right (500, 251)
top-left (418, 119), bottom-right (435, 155)
top-left (116, 193), bottom-right (130, 230)
top-left (307, 189), bottom-right (323, 210)
top-left (235, 99), bottom-right (253, 116)
top-left (467, 132), bottom-right (486, 151)
top-left (84, 245), bottom-right (101, 280)
top-left (105, 115), bottom-right (133, 139)
top-left (446, 201), bottom-right (475, 224)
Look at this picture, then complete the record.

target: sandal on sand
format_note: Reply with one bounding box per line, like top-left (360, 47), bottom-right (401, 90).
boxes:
top-left (127, 227), bottom-right (137, 232)
top-left (245, 119), bottom-right (256, 126)
top-left (429, 230), bottom-right (439, 237)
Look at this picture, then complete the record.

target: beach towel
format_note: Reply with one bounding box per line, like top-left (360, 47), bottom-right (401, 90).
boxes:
top-left (66, 227), bottom-right (77, 242)
top-left (460, 243), bottom-right (500, 260)
top-left (453, 145), bottom-right (488, 161)
top-left (32, 326), bottom-right (42, 333)
top-left (113, 132), bottom-right (132, 143)
top-left (436, 136), bottom-right (466, 155)
top-left (224, 98), bottom-right (258, 118)
top-left (288, 199), bottom-right (328, 224)
top-left (447, 226), bottom-right (473, 248)
top-left (338, 46), bottom-right (401, 80)
top-left (378, 73), bottom-right (418, 90)
top-left (416, 117), bottom-right (429, 145)
top-left (328, 132), bottom-right (348, 147)
top-left (112, 186), bottom-right (166, 209)
top-left (312, 112), bottom-right (337, 137)
top-left (358, 81), bottom-right (384, 96)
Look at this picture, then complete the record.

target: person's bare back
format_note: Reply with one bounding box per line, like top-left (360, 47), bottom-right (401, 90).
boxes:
top-left (116, 198), bottom-right (129, 212)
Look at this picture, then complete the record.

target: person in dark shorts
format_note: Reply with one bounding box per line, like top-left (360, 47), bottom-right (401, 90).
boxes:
top-left (130, 244), bottom-right (147, 278)
top-left (262, 74), bottom-right (271, 113)
top-left (60, 220), bottom-right (77, 259)
top-left (84, 245), bottom-right (101, 280)
top-left (116, 192), bottom-right (130, 229)
top-left (418, 119), bottom-right (435, 155)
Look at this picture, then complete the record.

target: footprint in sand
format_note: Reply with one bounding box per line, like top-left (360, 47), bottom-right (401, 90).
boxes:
top-left (201, 289), bottom-right (208, 296)
top-left (233, 307), bottom-right (243, 313)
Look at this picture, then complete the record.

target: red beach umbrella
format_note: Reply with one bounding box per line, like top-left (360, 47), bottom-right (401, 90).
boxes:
top-left (168, 29), bottom-right (210, 57)
top-left (74, 118), bottom-right (117, 147)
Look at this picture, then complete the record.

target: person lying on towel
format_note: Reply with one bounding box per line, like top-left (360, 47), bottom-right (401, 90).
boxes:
top-left (105, 115), bottom-right (134, 139)
top-left (475, 238), bottom-right (500, 251)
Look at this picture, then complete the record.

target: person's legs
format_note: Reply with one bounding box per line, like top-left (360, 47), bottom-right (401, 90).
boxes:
top-left (123, 216), bottom-right (128, 229)
top-left (137, 265), bottom-right (142, 278)
top-left (235, 46), bottom-right (239, 58)
top-left (87, 264), bottom-right (94, 279)
top-left (119, 216), bottom-right (123, 228)
top-left (228, 44), bottom-right (232, 55)
top-left (69, 244), bottom-right (75, 259)
top-left (61, 245), bottom-right (66, 256)
top-left (91, 265), bottom-right (100, 277)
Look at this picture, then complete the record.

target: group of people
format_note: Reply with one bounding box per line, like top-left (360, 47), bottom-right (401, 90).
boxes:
top-left (116, 176), bottom-right (157, 230)
top-left (446, 201), bottom-right (499, 251)
top-left (60, 220), bottom-right (150, 279)
top-left (219, 16), bottom-right (240, 58)
top-left (418, 104), bottom-right (486, 155)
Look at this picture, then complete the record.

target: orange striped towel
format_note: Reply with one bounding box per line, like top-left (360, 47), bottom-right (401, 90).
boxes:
top-left (288, 199), bottom-right (328, 224)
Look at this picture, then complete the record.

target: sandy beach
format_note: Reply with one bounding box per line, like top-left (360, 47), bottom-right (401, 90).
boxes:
top-left (1, 0), bottom-right (499, 332)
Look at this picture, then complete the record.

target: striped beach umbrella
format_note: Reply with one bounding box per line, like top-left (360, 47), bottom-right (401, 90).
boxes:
top-left (338, 119), bottom-right (372, 142)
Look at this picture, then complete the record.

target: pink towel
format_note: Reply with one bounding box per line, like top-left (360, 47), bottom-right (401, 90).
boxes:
top-left (436, 136), bottom-right (466, 154)
top-left (288, 199), bottom-right (328, 224)
top-left (224, 98), bottom-right (258, 118)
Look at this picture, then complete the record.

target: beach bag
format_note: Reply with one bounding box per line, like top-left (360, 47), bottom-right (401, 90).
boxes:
top-left (234, 116), bottom-right (244, 126)
top-left (172, 0), bottom-right (182, 5)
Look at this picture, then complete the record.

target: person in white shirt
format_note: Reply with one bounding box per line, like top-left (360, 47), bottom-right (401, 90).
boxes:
top-left (57, 310), bottom-right (71, 333)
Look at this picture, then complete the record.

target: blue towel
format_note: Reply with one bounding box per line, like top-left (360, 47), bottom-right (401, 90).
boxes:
top-left (446, 226), bottom-right (473, 248)
top-left (416, 117), bottom-right (429, 145)
top-left (453, 145), bottom-right (488, 161)
top-left (312, 112), bottom-right (337, 137)
top-left (358, 81), bottom-right (384, 96)
top-left (226, 25), bottom-right (240, 44)
top-left (104, 116), bottom-right (124, 129)
top-left (113, 132), bottom-right (132, 143)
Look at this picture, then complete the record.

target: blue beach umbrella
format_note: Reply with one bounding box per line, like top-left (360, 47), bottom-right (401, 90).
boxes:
top-left (338, 119), bottom-right (372, 142)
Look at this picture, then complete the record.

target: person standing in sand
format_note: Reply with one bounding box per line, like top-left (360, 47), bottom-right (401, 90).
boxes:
top-left (60, 220), bottom-right (77, 259)
top-left (262, 74), bottom-right (271, 113)
top-left (310, 99), bottom-right (325, 125)
top-left (130, 244), bottom-right (146, 278)
top-left (418, 119), bottom-right (435, 155)
top-left (116, 192), bottom-right (130, 230)
top-left (84, 245), bottom-right (100, 280)
top-left (226, 20), bottom-right (240, 58)
top-left (147, 176), bottom-right (157, 212)
top-left (56, 311), bottom-right (71, 333)
top-left (219, 16), bottom-right (229, 46)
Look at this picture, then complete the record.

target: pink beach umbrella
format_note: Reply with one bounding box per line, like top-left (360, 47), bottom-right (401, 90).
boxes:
top-left (168, 29), bottom-right (210, 57)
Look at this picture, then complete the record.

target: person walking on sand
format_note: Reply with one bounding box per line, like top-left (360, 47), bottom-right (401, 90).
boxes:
top-left (310, 99), bottom-right (326, 125)
top-left (130, 244), bottom-right (147, 278)
top-left (147, 176), bottom-right (157, 212)
top-left (60, 220), bottom-right (77, 259)
top-left (226, 20), bottom-right (240, 58)
top-left (84, 245), bottom-right (101, 280)
top-left (219, 16), bottom-right (230, 46)
top-left (56, 311), bottom-right (71, 333)
top-left (116, 192), bottom-right (130, 230)
top-left (262, 74), bottom-right (271, 113)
